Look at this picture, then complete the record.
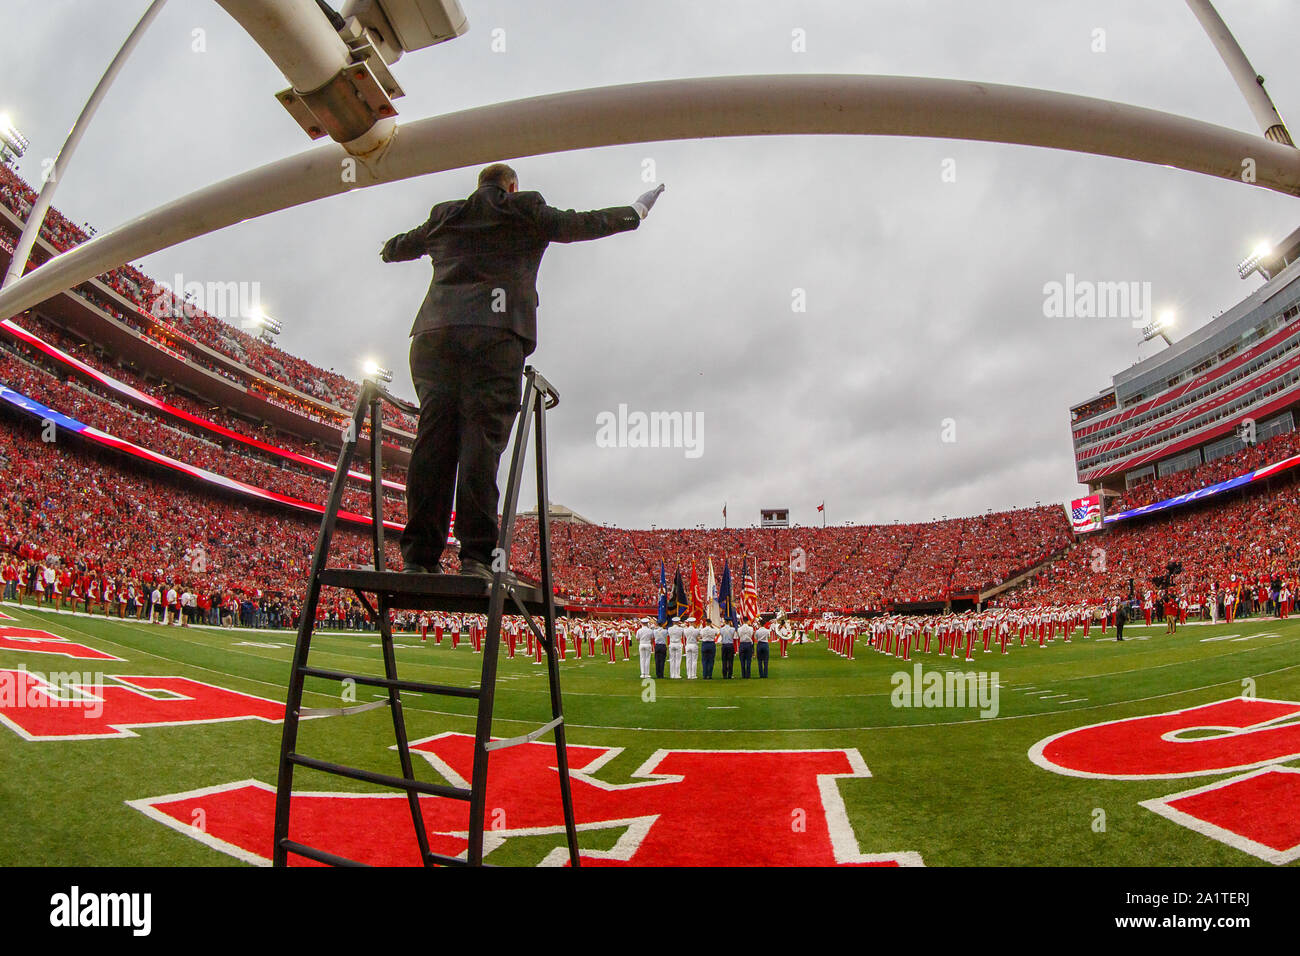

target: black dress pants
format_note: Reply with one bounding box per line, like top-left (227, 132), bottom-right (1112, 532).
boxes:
top-left (402, 327), bottom-right (525, 569)
top-left (701, 642), bottom-right (716, 678)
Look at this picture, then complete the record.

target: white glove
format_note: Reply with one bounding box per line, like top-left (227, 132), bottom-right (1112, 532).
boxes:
top-left (632, 183), bottom-right (666, 219)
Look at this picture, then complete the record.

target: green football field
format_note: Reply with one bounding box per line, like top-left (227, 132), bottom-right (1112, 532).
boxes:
top-left (2, 601), bottom-right (1298, 867)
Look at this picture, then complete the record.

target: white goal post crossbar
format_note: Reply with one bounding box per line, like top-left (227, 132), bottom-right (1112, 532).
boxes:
top-left (1, 73), bottom-right (1298, 322)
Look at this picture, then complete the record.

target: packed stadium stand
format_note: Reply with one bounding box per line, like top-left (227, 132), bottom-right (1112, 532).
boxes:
top-left (1008, 467), bottom-right (1300, 612)
top-left (1070, 224), bottom-right (1300, 496)
top-left (5, 159), bottom-right (1300, 626)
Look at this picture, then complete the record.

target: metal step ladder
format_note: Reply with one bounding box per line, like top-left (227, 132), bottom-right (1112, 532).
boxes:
top-left (272, 366), bottom-right (580, 867)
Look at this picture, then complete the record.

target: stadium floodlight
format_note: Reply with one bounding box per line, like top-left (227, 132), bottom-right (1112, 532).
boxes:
top-left (245, 306), bottom-right (283, 345)
top-left (362, 359), bottom-right (393, 383)
top-left (0, 113), bottom-right (29, 161)
top-left (1237, 241), bottom-right (1275, 280)
top-left (1140, 310), bottom-right (1176, 347)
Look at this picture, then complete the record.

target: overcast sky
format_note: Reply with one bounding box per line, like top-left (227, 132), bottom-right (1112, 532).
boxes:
top-left (6, 0), bottom-right (1300, 529)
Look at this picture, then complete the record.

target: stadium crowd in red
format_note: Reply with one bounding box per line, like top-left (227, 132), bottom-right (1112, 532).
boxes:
top-left (0, 345), bottom-right (404, 522)
top-left (8, 312), bottom-right (407, 485)
top-left (0, 420), bottom-right (405, 617)
top-left (1109, 427), bottom-right (1300, 513)
top-left (12, 166), bottom-right (1300, 624)
top-left (1008, 473), bottom-right (1300, 613)
top-left (0, 164), bottom-right (419, 433)
top-left (508, 505), bottom-right (1071, 610)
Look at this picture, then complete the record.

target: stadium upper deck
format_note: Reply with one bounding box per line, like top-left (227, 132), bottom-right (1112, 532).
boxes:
top-left (1070, 226), bottom-right (1300, 491)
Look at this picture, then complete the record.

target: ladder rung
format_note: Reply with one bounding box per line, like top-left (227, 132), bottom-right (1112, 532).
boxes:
top-left (298, 666), bottom-right (481, 699)
top-left (280, 838), bottom-right (368, 867)
top-left (425, 851), bottom-right (469, 867)
top-left (300, 699), bottom-right (389, 718)
top-left (484, 716), bottom-right (564, 752)
top-left (281, 840), bottom-right (472, 869)
top-left (287, 753), bottom-right (471, 801)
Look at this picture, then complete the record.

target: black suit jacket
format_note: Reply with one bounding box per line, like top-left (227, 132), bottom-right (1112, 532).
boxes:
top-left (382, 183), bottom-right (641, 353)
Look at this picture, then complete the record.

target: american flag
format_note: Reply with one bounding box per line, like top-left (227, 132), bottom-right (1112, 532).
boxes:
top-left (1071, 495), bottom-right (1102, 533)
top-left (741, 556), bottom-right (759, 622)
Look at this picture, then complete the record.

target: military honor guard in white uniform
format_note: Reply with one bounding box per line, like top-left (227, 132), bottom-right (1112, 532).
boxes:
top-left (683, 617), bottom-right (700, 679)
top-left (667, 617), bottom-right (685, 679)
top-left (636, 617), bottom-right (655, 679)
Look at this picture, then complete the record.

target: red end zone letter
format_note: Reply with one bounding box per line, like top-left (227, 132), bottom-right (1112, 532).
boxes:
top-left (1029, 697), bottom-right (1300, 779)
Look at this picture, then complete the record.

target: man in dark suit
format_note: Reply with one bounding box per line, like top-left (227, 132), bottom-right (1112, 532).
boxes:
top-left (382, 163), bottom-right (665, 580)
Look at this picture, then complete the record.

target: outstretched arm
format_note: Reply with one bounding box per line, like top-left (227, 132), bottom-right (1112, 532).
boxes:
top-left (380, 210), bottom-right (439, 262)
top-left (522, 183), bottom-right (665, 243)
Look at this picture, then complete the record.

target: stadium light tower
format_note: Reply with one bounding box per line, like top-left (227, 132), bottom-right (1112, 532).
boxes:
top-left (245, 306), bottom-right (283, 345)
top-left (1141, 310), bottom-right (1177, 347)
top-left (362, 359), bottom-right (393, 383)
top-left (1237, 241), bottom-right (1276, 280)
top-left (0, 114), bottom-right (29, 163)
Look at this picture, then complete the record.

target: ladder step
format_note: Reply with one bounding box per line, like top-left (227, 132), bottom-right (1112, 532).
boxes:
top-left (298, 666), bottom-right (481, 699)
top-left (280, 839), bottom-right (474, 869)
top-left (279, 838), bottom-right (368, 867)
top-left (287, 754), bottom-right (472, 801)
top-left (425, 851), bottom-right (470, 867)
top-left (484, 716), bottom-right (564, 752)
top-left (317, 568), bottom-right (563, 615)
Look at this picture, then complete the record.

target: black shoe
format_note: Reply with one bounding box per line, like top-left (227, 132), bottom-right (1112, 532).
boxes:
top-left (459, 558), bottom-right (517, 586)
top-left (402, 562), bottom-right (441, 574)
